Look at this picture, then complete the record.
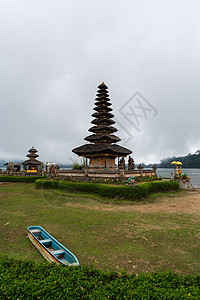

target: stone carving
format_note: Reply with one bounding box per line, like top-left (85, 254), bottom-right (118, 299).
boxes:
top-left (137, 164), bottom-right (144, 176)
top-left (152, 164), bottom-right (157, 175)
top-left (128, 156), bottom-right (135, 170)
top-left (6, 162), bottom-right (15, 176)
top-left (118, 157), bottom-right (125, 170)
top-left (55, 164), bottom-right (59, 175)
top-left (38, 162), bottom-right (44, 176)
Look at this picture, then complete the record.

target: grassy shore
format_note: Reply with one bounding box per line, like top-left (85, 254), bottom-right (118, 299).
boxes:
top-left (0, 182), bottom-right (199, 275)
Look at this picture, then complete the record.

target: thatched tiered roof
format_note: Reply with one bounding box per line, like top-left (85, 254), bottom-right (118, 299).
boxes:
top-left (72, 82), bottom-right (132, 157)
top-left (22, 146), bottom-right (42, 166)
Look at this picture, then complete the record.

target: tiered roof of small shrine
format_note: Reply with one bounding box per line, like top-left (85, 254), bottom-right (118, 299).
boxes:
top-left (72, 82), bottom-right (132, 157)
top-left (22, 146), bottom-right (42, 165)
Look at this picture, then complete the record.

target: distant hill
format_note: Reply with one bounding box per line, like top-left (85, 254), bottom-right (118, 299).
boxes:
top-left (158, 151), bottom-right (200, 168)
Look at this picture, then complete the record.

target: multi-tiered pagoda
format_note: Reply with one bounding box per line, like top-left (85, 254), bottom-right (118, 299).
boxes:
top-left (22, 146), bottom-right (42, 174)
top-left (72, 82), bottom-right (132, 170)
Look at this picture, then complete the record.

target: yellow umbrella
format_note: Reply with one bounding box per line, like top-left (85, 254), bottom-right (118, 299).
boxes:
top-left (176, 161), bottom-right (182, 165)
top-left (171, 161), bottom-right (177, 178)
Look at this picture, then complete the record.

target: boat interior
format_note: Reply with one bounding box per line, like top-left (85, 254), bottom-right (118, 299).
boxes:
top-left (29, 228), bottom-right (75, 265)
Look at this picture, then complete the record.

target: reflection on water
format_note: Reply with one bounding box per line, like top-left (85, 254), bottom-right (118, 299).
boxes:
top-left (157, 168), bottom-right (200, 188)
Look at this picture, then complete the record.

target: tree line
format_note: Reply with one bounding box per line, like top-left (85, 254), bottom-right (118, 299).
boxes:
top-left (158, 151), bottom-right (200, 168)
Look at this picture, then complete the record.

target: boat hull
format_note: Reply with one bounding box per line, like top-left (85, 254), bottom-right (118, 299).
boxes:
top-left (28, 232), bottom-right (58, 264)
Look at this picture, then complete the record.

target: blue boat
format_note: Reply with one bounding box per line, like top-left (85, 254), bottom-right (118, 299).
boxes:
top-left (27, 226), bottom-right (79, 266)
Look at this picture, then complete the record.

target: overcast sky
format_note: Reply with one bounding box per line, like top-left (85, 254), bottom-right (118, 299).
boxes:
top-left (0, 0), bottom-right (200, 164)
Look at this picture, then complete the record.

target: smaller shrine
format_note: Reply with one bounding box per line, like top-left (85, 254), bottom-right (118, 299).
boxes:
top-left (22, 146), bottom-right (42, 175)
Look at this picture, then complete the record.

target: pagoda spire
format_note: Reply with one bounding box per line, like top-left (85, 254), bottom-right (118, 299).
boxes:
top-left (85, 82), bottom-right (120, 144)
top-left (72, 82), bottom-right (132, 170)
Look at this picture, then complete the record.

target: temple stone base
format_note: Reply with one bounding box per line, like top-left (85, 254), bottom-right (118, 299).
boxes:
top-left (179, 181), bottom-right (193, 189)
top-left (57, 168), bottom-right (156, 180)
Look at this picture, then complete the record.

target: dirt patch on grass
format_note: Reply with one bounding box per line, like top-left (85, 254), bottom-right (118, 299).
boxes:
top-left (64, 189), bottom-right (200, 215)
top-left (0, 192), bottom-right (10, 199)
top-left (131, 189), bottom-right (200, 215)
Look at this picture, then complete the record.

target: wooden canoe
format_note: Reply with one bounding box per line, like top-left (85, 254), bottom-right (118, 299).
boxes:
top-left (27, 226), bottom-right (79, 266)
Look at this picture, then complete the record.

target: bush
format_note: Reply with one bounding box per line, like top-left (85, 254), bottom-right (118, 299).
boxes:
top-left (0, 256), bottom-right (199, 299)
top-left (0, 175), bottom-right (46, 183)
top-left (72, 158), bottom-right (86, 170)
top-left (35, 180), bottom-right (179, 201)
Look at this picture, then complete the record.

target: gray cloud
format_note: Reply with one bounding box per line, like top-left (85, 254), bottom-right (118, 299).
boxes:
top-left (1, 0), bottom-right (200, 164)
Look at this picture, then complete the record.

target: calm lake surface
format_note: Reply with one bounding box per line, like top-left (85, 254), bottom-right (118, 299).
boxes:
top-left (157, 168), bottom-right (200, 188)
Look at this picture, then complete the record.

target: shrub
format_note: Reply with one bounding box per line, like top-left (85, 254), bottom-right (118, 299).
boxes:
top-left (35, 180), bottom-right (179, 201)
top-left (0, 256), bottom-right (199, 299)
top-left (0, 175), bottom-right (46, 183)
top-left (72, 162), bottom-right (80, 170)
top-left (72, 158), bottom-right (86, 170)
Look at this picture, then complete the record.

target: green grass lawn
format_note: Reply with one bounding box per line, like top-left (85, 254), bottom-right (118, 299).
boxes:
top-left (0, 182), bottom-right (199, 275)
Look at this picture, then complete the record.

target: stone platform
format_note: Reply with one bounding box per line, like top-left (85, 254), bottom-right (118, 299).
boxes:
top-left (57, 168), bottom-right (156, 181)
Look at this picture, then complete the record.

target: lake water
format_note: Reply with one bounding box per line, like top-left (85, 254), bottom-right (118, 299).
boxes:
top-left (157, 168), bottom-right (200, 188)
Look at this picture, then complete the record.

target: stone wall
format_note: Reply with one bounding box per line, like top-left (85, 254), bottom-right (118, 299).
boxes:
top-left (178, 181), bottom-right (193, 189)
top-left (57, 168), bottom-right (157, 180)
